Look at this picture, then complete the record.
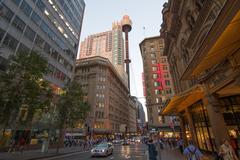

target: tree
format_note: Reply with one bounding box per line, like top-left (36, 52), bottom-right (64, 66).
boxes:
top-left (0, 52), bottom-right (53, 141)
top-left (56, 80), bottom-right (90, 152)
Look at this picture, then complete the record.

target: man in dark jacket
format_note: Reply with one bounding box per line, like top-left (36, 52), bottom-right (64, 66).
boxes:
top-left (147, 139), bottom-right (158, 160)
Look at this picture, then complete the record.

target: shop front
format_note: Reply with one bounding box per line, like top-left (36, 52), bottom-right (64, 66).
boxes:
top-left (190, 101), bottom-right (216, 152)
top-left (221, 96), bottom-right (240, 156)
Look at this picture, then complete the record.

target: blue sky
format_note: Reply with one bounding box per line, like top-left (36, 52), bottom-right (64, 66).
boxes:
top-left (79, 0), bottom-right (167, 121)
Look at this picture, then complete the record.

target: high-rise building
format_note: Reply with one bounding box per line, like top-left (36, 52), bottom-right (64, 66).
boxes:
top-left (0, 0), bottom-right (85, 89)
top-left (161, 0), bottom-right (240, 151)
top-left (75, 56), bottom-right (137, 136)
top-left (79, 17), bottom-right (128, 86)
top-left (140, 36), bottom-right (179, 137)
top-left (132, 96), bottom-right (146, 132)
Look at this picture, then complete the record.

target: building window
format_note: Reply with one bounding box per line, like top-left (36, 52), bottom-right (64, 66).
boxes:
top-left (221, 96), bottom-right (240, 143)
top-left (1, 4), bottom-right (14, 22)
top-left (3, 33), bottom-right (19, 51)
top-left (158, 116), bottom-right (163, 123)
top-left (24, 26), bottom-right (36, 42)
top-left (36, 0), bottom-right (46, 12)
top-left (20, 0), bottom-right (32, 17)
top-left (190, 101), bottom-right (215, 152)
top-left (154, 89), bottom-right (161, 95)
top-left (161, 58), bottom-right (167, 63)
top-left (165, 80), bottom-right (170, 86)
top-left (153, 74), bottom-right (158, 79)
top-left (150, 53), bottom-right (156, 59)
top-left (43, 42), bottom-right (51, 54)
top-left (11, 0), bottom-right (22, 6)
top-left (164, 73), bottom-right (169, 78)
top-left (156, 98), bottom-right (160, 103)
top-left (31, 11), bottom-right (42, 26)
top-left (152, 66), bottom-right (157, 71)
top-left (166, 88), bottom-right (172, 94)
top-left (154, 81), bottom-right (160, 87)
top-left (150, 47), bottom-right (155, 52)
top-left (17, 43), bottom-right (29, 53)
top-left (151, 60), bottom-right (157, 64)
top-left (12, 16), bottom-right (26, 32)
top-left (0, 28), bottom-right (5, 42)
top-left (163, 65), bottom-right (168, 70)
top-left (35, 35), bottom-right (44, 48)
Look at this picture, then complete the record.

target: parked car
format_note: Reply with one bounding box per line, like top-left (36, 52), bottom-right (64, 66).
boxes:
top-left (91, 142), bottom-right (114, 157)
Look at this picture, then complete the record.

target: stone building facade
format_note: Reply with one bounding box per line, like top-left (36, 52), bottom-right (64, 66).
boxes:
top-left (75, 56), bottom-right (137, 136)
top-left (161, 0), bottom-right (240, 154)
top-left (140, 36), bottom-right (179, 137)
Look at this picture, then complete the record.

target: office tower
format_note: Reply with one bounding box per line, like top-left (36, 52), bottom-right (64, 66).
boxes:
top-left (79, 16), bottom-right (130, 86)
top-left (0, 0), bottom-right (85, 89)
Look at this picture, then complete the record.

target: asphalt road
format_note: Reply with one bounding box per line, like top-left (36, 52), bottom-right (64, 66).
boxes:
top-left (41, 143), bottom-right (148, 160)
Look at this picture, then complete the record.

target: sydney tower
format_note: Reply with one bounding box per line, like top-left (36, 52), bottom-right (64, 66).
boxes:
top-left (121, 15), bottom-right (132, 91)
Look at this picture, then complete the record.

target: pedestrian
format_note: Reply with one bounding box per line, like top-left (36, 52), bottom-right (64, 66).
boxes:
top-left (147, 139), bottom-right (158, 160)
top-left (230, 135), bottom-right (239, 158)
top-left (178, 138), bottom-right (184, 154)
top-left (18, 137), bottom-right (25, 153)
top-left (83, 140), bottom-right (87, 150)
top-left (8, 138), bottom-right (16, 153)
top-left (219, 139), bottom-right (239, 160)
top-left (158, 138), bottom-right (164, 150)
top-left (183, 140), bottom-right (203, 160)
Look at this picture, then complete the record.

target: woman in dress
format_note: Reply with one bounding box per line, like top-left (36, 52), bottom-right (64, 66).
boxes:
top-left (219, 139), bottom-right (239, 160)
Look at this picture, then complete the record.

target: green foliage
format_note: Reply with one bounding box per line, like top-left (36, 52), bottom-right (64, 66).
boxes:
top-left (0, 52), bottom-right (53, 127)
top-left (57, 80), bottom-right (90, 128)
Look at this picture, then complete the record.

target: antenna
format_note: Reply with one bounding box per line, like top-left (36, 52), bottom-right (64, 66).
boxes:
top-left (143, 26), bottom-right (146, 38)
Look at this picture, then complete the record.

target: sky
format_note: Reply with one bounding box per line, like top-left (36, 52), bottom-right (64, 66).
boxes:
top-left (79, 0), bottom-right (167, 121)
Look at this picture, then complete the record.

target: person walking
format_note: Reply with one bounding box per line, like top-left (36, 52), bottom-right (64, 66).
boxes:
top-left (219, 139), bottom-right (239, 160)
top-left (18, 137), bottom-right (25, 153)
top-left (178, 138), bottom-right (184, 154)
top-left (183, 140), bottom-right (203, 160)
top-left (147, 139), bottom-right (158, 160)
top-left (8, 138), bottom-right (16, 153)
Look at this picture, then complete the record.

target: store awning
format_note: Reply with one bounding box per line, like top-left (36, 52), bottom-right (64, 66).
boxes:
top-left (162, 85), bottom-right (204, 115)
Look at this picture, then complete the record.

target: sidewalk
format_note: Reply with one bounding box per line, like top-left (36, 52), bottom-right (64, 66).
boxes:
top-left (155, 144), bottom-right (214, 160)
top-left (145, 144), bottom-right (185, 160)
top-left (0, 146), bottom-right (86, 160)
top-left (158, 148), bottom-right (185, 160)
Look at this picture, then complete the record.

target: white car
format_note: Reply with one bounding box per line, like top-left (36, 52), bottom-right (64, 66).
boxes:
top-left (91, 143), bottom-right (114, 157)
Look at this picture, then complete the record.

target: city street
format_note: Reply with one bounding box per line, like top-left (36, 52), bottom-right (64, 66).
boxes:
top-left (1, 0), bottom-right (239, 159)
top-left (40, 144), bottom-right (148, 160)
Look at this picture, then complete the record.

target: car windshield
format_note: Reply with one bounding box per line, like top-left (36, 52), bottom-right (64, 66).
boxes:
top-left (96, 143), bottom-right (108, 148)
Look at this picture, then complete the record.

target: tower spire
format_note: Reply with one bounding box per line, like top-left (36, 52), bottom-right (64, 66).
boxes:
top-left (121, 15), bottom-right (132, 92)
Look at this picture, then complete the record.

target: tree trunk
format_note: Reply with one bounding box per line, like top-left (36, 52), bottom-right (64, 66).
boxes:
top-left (56, 128), bottom-right (64, 153)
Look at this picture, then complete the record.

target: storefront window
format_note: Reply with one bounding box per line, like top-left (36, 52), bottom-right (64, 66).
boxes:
top-left (221, 96), bottom-right (240, 156)
top-left (190, 101), bottom-right (216, 152)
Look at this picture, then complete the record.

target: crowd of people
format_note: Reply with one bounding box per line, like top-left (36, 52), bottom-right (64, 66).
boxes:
top-left (63, 137), bottom-right (109, 151)
top-left (146, 136), bottom-right (239, 160)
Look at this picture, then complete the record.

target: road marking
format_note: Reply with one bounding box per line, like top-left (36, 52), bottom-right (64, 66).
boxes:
top-left (40, 150), bottom-right (90, 160)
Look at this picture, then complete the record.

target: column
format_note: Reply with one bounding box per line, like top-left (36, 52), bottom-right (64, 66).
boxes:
top-left (179, 115), bottom-right (187, 145)
top-left (203, 94), bottom-right (229, 148)
top-left (185, 108), bottom-right (198, 146)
